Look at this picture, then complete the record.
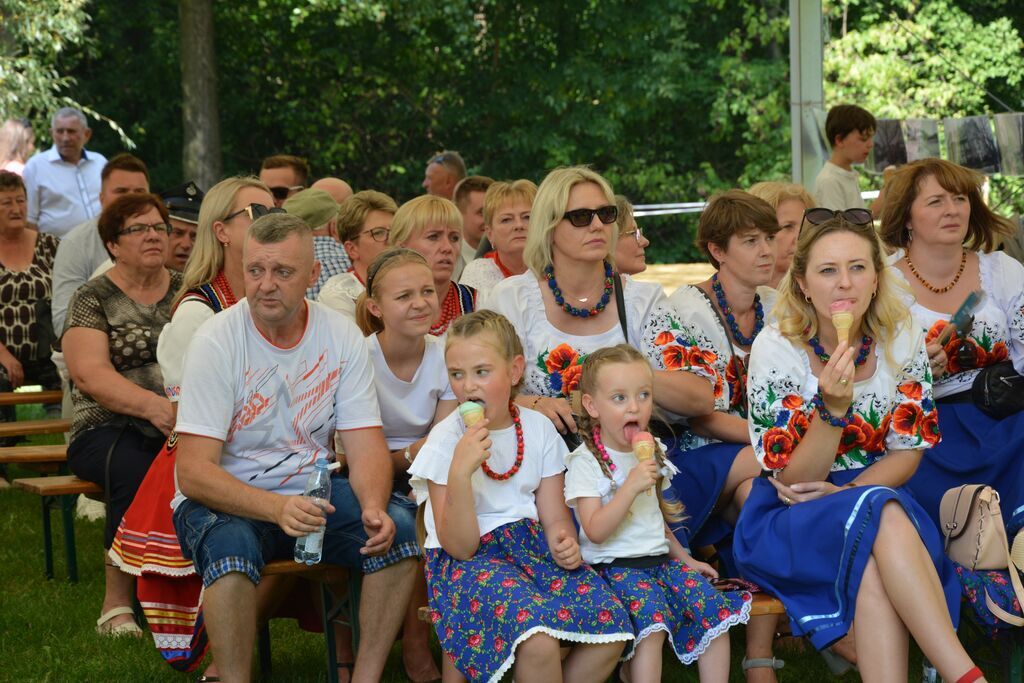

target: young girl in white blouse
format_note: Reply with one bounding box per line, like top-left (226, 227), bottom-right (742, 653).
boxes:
top-left (565, 344), bottom-right (750, 683)
top-left (409, 310), bottom-right (631, 683)
top-left (355, 247), bottom-right (457, 681)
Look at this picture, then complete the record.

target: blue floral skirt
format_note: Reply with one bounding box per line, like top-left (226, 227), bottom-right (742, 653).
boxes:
top-left (955, 564), bottom-right (1024, 637)
top-left (595, 559), bottom-right (751, 664)
top-left (905, 402), bottom-right (1024, 536)
top-left (734, 474), bottom-right (961, 650)
top-left (423, 519), bottom-right (632, 683)
top-left (665, 441), bottom-right (743, 550)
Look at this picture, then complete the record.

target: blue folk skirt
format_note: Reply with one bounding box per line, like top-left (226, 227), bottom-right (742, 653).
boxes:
top-left (666, 441), bottom-right (743, 550)
top-left (423, 519), bottom-right (632, 683)
top-left (905, 402), bottom-right (1024, 535)
top-left (595, 559), bottom-right (751, 664)
top-left (733, 473), bottom-right (961, 650)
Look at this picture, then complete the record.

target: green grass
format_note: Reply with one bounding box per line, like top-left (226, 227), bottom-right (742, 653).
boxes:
top-left (0, 406), bottom-right (1016, 681)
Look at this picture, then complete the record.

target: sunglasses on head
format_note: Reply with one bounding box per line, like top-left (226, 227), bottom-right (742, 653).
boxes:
top-left (803, 207), bottom-right (873, 227)
top-left (224, 203), bottom-right (286, 222)
top-left (269, 185), bottom-right (304, 201)
top-left (563, 205), bottom-right (618, 228)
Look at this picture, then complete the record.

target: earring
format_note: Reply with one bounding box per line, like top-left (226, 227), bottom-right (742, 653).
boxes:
top-left (872, 290), bottom-right (877, 299)
top-left (220, 240), bottom-right (229, 247)
top-left (805, 295), bottom-right (812, 303)
top-left (906, 227), bottom-right (913, 242)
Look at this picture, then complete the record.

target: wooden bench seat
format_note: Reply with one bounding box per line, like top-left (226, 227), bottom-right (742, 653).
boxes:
top-left (0, 418), bottom-right (70, 439)
top-left (0, 444), bottom-right (68, 464)
top-left (13, 474), bottom-right (101, 583)
top-left (0, 389), bottom-right (63, 406)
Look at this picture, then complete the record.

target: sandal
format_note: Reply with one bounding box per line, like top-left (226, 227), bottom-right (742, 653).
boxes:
top-left (742, 657), bottom-right (785, 671)
top-left (96, 606), bottom-right (143, 637)
top-left (820, 646), bottom-right (856, 675)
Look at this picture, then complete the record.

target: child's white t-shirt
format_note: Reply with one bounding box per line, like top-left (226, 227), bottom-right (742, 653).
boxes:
top-left (409, 407), bottom-right (568, 549)
top-left (563, 440), bottom-right (675, 565)
top-left (367, 333), bottom-right (455, 450)
top-left (172, 300), bottom-right (381, 508)
top-left (814, 161), bottom-right (865, 210)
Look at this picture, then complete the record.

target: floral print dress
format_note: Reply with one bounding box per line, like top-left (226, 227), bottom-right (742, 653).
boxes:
top-left (891, 250), bottom-right (1024, 631)
top-left (733, 323), bottom-right (961, 650)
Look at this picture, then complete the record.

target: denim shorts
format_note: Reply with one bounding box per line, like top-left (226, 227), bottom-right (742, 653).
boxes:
top-left (173, 476), bottom-right (419, 587)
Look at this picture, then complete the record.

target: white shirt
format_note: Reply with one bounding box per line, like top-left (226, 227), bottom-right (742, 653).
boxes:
top-left (747, 322), bottom-right (937, 473)
top-left (368, 333), bottom-right (455, 449)
top-left (814, 161), bottom-right (865, 210)
top-left (888, 249), bottom-right (1024, 398)
top-left (409, 408), bottom-right (567, 549)
top-left (172, 300), bottom-right (381, 508)
top-left (317, 271), bottom-right (363, 321)
top-left (158, 300), bottom-right (217, 402)
top-left (459, 257), bottom-right (505, 301)
top-left (23, 145), bottom-right (107, 237)
top-left (49, 216), bottom-right (111, 333)
top-left (564, 440), bottom-right (676, 564)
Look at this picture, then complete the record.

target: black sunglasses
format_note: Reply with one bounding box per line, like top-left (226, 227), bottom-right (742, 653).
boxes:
top-left (269, 185), bottom-right (304, 201)
top-left (563, 205), bottom-right (618, 228)
top-left (803, 207), bottom-right (873, 227)
top-left (224, 203), bottom-right (286, 222)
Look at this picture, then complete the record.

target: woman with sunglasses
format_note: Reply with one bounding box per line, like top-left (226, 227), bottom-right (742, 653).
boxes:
top-left (734, 209), bottom-right (987, 683)
top-left (62, 192), bottom-right (182, 636)
top-left (387, 194), bottom-right (475, 336)
top-left (484, 166), bottom-right (715, 441)
top-left (459, 179), bottom-right (536, 301)
top-left (880, 158), bottom-right (1024, 633)
top-left (611, 195), bottom-right (651, 276)
top-left (319, 190), bottom-right (398, 320)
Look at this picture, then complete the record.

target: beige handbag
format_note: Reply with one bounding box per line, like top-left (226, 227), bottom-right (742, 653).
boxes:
top-left (940, 484), bottom-right (1024, 626)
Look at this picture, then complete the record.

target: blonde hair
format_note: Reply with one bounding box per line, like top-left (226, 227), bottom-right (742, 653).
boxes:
top-left (523, 166), bottom-right (617, 276)
top-left (337, 190), bottom-right (398, 243)
top-left (879, 158), bottom-right (1015, 252)
top-left (388, 195), bottom-right (463, 248)
top-left (578, 345), bottom-right (684, 524)
top-left (355, 248), bottom-right (431, 335)
top-left (614, 195), bottom-right (635, 234)
top-left (747, 181), bottom-right (814, 211)
top-left (445, 310), bottom-right (524, 397)
top-left (174, 176), bottom-right (270, 306)
top-left (775, 215), bottom-right (911, 365)
top-left (483, 179), bottom-right (537, 226)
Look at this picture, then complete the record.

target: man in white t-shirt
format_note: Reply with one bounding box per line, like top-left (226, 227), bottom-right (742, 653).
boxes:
top-left (173, 212), bottom-right (417, 683)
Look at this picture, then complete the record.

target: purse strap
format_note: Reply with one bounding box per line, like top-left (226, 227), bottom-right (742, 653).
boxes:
top-left (613, 273), bottom-right (628, 342)
top-left (980, 492), bottom-right (1024, 626)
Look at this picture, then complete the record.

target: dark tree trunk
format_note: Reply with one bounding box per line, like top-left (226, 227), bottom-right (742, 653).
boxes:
top-left (179, 0), bottom-right (222, 189)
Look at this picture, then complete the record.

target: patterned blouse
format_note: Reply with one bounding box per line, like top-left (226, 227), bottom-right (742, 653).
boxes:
top-left (746, 322), bottom-right (939, 473)
top-left (63, 271), bottom-right (182, 441)
top-left (484, 273), bottom-right (716, 422)
top-left (889, 250), bottom-right (1024, 399)
top-left (0, 233), bottom-right (59, 361)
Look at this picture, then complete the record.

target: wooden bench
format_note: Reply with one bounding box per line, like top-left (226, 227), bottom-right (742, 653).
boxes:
top-left (257, 559), bottom-right (361, 683)
top-left (0, 389), bottom-right (63, 406)
top-left (13, 474), bottom-right (101, 583)
top-left (0, 444), bottom-right (68, 474)
top-left (0, 418), bottom-right (71, 440)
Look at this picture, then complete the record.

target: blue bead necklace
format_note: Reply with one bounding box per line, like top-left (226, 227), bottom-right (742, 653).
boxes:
top-left (710, 273), bottom-right (763, 346)
top-left (544, 261), bottom-right (613, 318)
top-left (807, 333), bottom-right (873, 367)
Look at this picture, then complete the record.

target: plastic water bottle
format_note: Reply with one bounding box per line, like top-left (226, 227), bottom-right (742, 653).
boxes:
top-left (293, 458), bottom-right (339, 565)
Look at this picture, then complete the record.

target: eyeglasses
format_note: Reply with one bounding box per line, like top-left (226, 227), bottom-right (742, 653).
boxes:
top-left (620, 226), bottom-right (644, 245)
top-left (224, 203), bottom-right (286, 222)
top-left (359, 227), bottom-right (390, 243)
top-left (563, 205), bottom-right (618, 228)
top-left (269, 185), bottom-right (304, 201)
top-left (803, 207), bottom-right (873, 227)
top-left (118, 222), bottom-right (172, 237)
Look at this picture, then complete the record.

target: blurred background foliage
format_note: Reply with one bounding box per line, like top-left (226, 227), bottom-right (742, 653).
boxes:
top-left (2, 0), bottom-right (1023, 262)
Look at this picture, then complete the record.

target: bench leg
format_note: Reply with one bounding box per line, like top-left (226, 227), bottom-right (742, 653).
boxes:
top-left (40, 496), bottom-right (54, 579)
top-left (320, 582), bottom-right (340, 683)
top-left (257, 621), bottom-right (272, 679)
top-left (347, 571), bottom-right (361, 653)
top-left (60, 494), bottom-right (79, 583)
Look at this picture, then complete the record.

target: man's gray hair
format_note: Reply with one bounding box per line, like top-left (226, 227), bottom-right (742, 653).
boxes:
top-left (248, 212), bottom-right (311, 244)
top-left (51, 107), bottom-right (89, 129)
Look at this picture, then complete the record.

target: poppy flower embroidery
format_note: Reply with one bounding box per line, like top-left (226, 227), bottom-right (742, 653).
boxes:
top-left (892, 403), bottom-right (924, 435)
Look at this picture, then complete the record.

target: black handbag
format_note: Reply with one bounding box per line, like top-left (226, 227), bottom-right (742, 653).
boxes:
top-left (971, 361), bottom-right (1024, 419)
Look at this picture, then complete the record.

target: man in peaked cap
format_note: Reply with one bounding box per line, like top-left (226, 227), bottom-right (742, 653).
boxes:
top-left (283, 187), bottom-right (351, 299)
top-left (160, 181), bottom-right (204, 272)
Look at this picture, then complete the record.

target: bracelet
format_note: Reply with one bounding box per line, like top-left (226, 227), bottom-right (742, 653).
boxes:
top-left (530, 395), bottom-right (542, 409)
top-left (403, 446), bottom-right (413, 464)
top-left (811, 393), bottom-right (854, 428)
